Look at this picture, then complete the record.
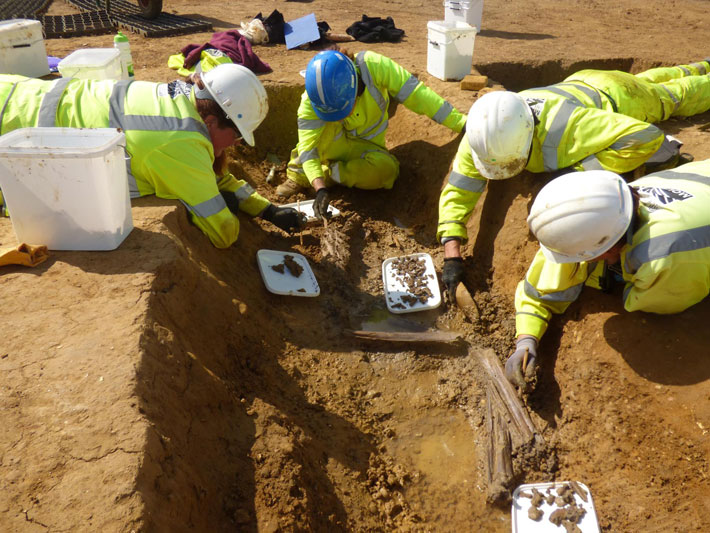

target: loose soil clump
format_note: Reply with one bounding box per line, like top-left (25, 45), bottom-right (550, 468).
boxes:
top-left (271, 254), bottom-right (303, 277)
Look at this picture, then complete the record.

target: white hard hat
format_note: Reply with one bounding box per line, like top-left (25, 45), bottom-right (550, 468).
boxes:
top-left (201, 63), bottom-right (268, 146)
top-left (466, 91), bottom-right (534, 180)
top-left (528, 170), bottom-right (634, 263)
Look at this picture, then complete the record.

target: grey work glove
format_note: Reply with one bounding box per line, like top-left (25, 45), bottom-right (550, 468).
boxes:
top-left (313, 188), bottom-right (332, 221)
top-left (504, 335), bottom-right (538, 390)
top-left (442, 257), bottom-right (465, 303)
top-left (261, 204), bottom-right (306, 233)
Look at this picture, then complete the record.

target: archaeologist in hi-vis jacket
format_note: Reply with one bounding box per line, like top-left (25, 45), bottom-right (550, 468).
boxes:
top-left (0, 64), bottom-right (305, 247)
top-left (505, 160), bottom-right (710, 390)
top-left (276, 49), bottom-right (467, 219)
top-left (438, 60), bottom-right (710, 299)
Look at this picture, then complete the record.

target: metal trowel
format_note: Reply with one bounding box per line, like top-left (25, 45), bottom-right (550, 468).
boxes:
top-left (455, 283), bottom-right (479, 321)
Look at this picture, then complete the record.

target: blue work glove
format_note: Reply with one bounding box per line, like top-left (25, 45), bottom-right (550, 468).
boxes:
top-left (442, 257), bottom-right (465, 302)
top-left (504, 336), bottom-right (538, 390)
top-left (313, 188), bottom-right (332, 221)
top-left (261, 204), bottom-right (306, 233)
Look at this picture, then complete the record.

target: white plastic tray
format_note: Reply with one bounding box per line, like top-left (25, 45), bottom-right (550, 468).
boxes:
top-left (381, 253), bottom-right (441, 314)
top-left (281, 199), bottom-right (340, 222)
top-left (256, 250), bottom-right (320, 297)
top-left (512, 481), bottom-right (600, 533)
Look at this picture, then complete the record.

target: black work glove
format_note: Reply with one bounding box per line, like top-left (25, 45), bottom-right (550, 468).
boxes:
top-left (261, 204), bottom-right (306, 233)
top-left (442, 257), bottom-right (465, 303)
top-left (313, 188), bottom-right (332, 221)
top-left (504, 336), bottom-right (538, 390)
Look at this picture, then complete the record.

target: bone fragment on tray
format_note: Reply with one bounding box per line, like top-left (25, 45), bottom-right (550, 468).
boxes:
top-left (391, 256), bottom-right (433, 306)
top-left (271, 254), bottom-right (303, 277)
top-left (569, 480), bottom-right (589, 502)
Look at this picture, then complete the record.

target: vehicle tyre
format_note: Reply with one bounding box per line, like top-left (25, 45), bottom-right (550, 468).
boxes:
top-left (138, 0), bottom-right (162, 19)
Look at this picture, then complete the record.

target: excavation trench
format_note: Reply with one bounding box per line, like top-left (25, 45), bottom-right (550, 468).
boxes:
top-left (129, 58), bottom-right (710, 531)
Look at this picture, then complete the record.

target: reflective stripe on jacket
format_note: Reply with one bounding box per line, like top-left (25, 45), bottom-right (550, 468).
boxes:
top-left (515, 160), bottom-right (710, 340)
top-left (295, 50), bottom-right (466, 184)
top-left (0, 75), bottom-right (269, 248)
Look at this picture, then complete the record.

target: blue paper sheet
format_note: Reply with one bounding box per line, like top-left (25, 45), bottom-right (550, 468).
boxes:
top-left (284, 13), bottom-right (320, 50)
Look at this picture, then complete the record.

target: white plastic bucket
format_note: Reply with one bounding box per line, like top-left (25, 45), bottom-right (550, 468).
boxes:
top-left (58, 48), bottom-right (122, 80)
top-left (0, 128), bottom-right (133, 251)
top-left (444, 0), bottom-right (483, 33)
top-left (0, 19), bottom-right (50, 77)
top-left (427, 20), bottom-right (477, 81)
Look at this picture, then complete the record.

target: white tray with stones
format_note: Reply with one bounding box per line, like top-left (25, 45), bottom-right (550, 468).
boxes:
top-left (512, 481), bottom-right (600, 533)
top-left (381, 253), bottom-right (441, 314)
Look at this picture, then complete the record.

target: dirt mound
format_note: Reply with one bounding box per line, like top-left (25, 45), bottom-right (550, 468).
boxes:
top-left (3, 0), bottom-right (710, 531)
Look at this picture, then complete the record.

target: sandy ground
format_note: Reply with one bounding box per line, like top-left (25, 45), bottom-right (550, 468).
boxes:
top-left (2, 0), bottom-right (710, 531)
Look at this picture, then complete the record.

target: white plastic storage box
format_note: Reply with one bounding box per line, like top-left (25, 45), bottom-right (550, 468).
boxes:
top-left (427, 20), bottom-right (477, 81)
top-left (444, 0), bottom-right (484, 33)
top-left (58, 48), bottom-right (122, 80)
top-left (0, 19), bottom-right (50, 78)
top-left (0, 128), bottom-right (133, 251)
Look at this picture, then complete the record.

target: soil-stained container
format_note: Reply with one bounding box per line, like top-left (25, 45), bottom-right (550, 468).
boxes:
top-left (427, 20), bottom-right (477, 81)
top-left (0, 19), bottom-right (50, 78)
top-left (0, 127), bottom-right (133, 250)
top-left (58, 48), bottom-right (122, 80)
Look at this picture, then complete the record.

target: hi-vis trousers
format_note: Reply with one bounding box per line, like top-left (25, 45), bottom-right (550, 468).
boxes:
top-left (287, 135), bottom-right (400, 190)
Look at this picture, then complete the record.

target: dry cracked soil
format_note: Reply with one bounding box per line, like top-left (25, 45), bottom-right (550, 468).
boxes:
top-left (2, 0), bottom-right (710, 531)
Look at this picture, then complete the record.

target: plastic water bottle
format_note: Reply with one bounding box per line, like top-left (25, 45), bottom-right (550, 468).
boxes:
top-left (114, 31), bottom-right (134, 80)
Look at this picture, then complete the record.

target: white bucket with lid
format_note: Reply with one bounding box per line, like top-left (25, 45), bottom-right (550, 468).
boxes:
top-left (444, 0), bottom-right (483, 33)
top-left (0, 19), bottom-right (50, 77)
top-left (0, 128), bottom-right (133, 250)
top-left (427, 20), bottom-right (477, 81)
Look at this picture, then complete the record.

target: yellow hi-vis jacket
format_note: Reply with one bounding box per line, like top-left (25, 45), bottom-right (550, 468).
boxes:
top-left (292, 50), bottom-right (466, 187)
top-left (438, 60), bottom-right (710, 243)
top-left (167, 48), bottom-right (233, 77)
top-left (515, 160), bottom-right (710, 340)
top-left (0, 75), bottom-right (269, 248)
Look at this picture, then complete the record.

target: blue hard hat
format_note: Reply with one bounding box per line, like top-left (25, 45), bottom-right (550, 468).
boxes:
top-left (305, 51), bottom-right (358, 121)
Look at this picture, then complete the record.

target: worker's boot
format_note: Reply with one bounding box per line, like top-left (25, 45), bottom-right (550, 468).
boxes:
top-left (276, 178), bottom-right (305, 198)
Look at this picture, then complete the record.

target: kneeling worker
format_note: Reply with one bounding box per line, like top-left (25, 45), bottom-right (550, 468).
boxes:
top-left (507, 160), bottom-right (710, 389)
top-left (277, 49), bottom-right (467, 219)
